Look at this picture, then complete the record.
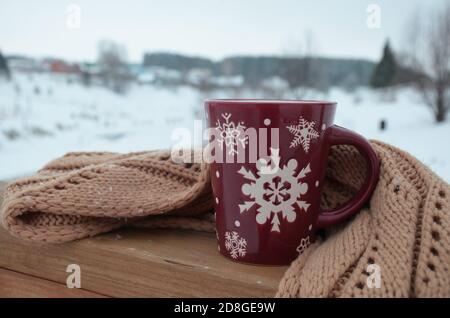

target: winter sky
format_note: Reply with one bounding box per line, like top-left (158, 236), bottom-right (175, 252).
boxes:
top-left (0, 0), bottom-right (448, 63)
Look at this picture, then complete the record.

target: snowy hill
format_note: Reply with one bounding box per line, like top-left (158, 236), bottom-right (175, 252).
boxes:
top-left (0, 73), bottom-right (449, 182)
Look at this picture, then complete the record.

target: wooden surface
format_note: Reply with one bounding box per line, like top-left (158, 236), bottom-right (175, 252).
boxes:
top-left (0, 268), bottom-right (104, 298)
top-left (0, 182), bottom-right (286, 297)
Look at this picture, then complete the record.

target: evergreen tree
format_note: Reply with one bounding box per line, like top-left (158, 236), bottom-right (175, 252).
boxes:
top-left (370, 40), bottom-right (397, 88)
top-left (0, 51), bottom-right (11, 79)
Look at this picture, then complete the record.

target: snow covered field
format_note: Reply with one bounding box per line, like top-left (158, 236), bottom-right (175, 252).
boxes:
top-left (0, 73), bottom-right (449, 182)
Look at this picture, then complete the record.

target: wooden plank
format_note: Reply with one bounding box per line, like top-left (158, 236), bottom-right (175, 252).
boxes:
top-left (0, 182), bottom-right (286, 297)
top-left (0, 268), bottom-right (105, 298)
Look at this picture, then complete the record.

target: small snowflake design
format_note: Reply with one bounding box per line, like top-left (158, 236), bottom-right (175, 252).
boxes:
top-left (287, 116), bottom-right (319, 153)
top-left (224, 231), bottom-right (247, 259)
top-left (296, 236), bottom-right (310, 254)
top-left (239, 148), bottom-right (311, 233)
top-left (216, 113), bottom-right (248, 155)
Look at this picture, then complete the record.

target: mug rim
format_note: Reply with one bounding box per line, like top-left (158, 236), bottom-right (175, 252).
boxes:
top-left (205, 98), bottom-right (337, 105)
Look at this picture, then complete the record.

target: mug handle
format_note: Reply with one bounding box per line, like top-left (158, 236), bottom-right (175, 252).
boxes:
top-left (316, 125), bottom-right (380, 229)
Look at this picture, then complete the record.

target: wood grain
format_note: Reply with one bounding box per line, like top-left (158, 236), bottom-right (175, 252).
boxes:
top-left (0, 182), bottom-right (286, 297)
top-left (0, 268), bottom-right (104, 298)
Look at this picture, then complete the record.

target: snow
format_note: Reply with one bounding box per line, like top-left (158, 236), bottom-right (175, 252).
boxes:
top-left (331, 88), bottom-right (450, 182)
top-left (0, 72), bottom-right (449, 182)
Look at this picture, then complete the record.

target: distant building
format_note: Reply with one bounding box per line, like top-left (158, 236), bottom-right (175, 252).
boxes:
top-left (136, 66), bottom-right (183, 85)
top-left (6, 56), bottom-right (41, 72)
top-left (42, 58), bottom-right (80, 74)
top-left (210, 75), bottom-right (244, 88)
top-left (79, 63), bottom-right (102, 76)
top-left (261, 76), bottom-right (290, 91)
top-left (186, 68), bottom-right (212, 86)
top-left (137, 71), bottom-right (156, 84)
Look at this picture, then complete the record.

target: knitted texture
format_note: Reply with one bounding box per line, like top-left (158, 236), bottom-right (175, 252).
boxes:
top-left (1, 150), bottom-right (214, 242)
top-left (1, 141), bottom-right (449, 297)
top-left (277, 142), bottom-right (450, 298)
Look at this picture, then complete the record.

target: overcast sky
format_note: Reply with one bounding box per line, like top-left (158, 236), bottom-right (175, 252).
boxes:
top-left (0, 0), bottom-right (448, 63)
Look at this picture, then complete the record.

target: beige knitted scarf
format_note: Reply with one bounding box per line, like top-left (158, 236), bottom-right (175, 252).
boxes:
top-left (1, 141), bottom-right (449, 297)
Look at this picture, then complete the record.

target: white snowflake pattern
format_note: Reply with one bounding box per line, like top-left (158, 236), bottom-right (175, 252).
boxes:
top-left (238, 148), bottom-right (311, 232)
top-left (287, 116), bottom-right (319, 153)
top-left (224, 231), bottom-right (247, 259)
top-left (216, 113), bottom-right (248, 155)
top-left (296, 236), bottom-right (310, 254)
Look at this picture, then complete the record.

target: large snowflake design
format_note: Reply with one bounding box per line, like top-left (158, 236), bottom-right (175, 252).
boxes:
top-left (296, 236), bottom-right (311, 254)
top-left (224, 231), bottom-right (247, 259)
top-left (238, 148), bottom-right (312, 232)
top-left (215, 113), bottom-right (248, 155)
top-left (287, 116), bottom-right (319, 153)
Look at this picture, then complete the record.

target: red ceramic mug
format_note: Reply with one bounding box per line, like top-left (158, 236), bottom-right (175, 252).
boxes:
top-left (205, 99), bottom-right (379, 265)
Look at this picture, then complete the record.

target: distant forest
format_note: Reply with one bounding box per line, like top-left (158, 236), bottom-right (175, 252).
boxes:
top-left (143, 52), bottom-right (375, 90)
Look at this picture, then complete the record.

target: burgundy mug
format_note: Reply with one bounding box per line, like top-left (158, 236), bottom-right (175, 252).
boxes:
top-left (205, 99), bottom-right (379, 265)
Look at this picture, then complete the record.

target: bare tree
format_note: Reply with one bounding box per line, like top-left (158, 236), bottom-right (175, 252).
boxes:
top-left (403, 4), bottom-right (450, 123)
top-left (283, 31), bottom-right (316, 84)
top-left (282, 31), bottom-right (324, 98)
top-left (97, 40), bottom-right (130, 94)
